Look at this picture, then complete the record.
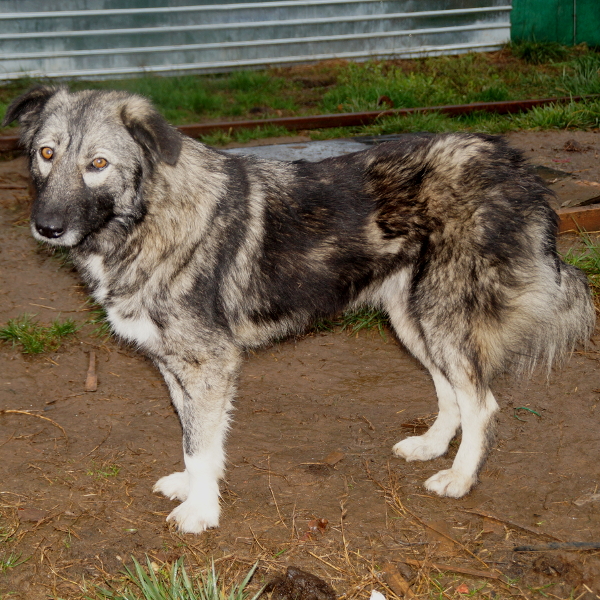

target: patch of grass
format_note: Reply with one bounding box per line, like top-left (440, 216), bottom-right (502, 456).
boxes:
top-left (36, 241), bottom-right (74, 269)
top-left (87, 462), bottom-right (121, 479)
top-left (77, 75), bottom-right (223, 124)
top-left (562, 233), bottom-right (600, 301)
top-left (85, 300), bottom-right (112, 339)
top-left (224, 71), bottom-right (299, 116)
top-left (514, 98), bottom-right (600, 129)
top-left (71, 71), bottom-right (299, 123)
top-left (0, 552), bottom-right (29, 573)
top-left (319, 51), bottom-right (560, 115)
top-left (509, 40), bottom-right (571, 64)
top-left (353, 96), bottom-right (600, 138)
top-left (0, 314), bottom-right (78, 354)
top-left (199, 124), bottom-right (292, 146)
top-left (93, 557), bottom-right (261, 600)
top-left (560, 53), bottom-right (600, 95)
top-left (316, 307), bottom-right (389, 339)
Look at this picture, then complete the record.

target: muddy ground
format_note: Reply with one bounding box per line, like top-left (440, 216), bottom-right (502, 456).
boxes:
top-left (0, 130), bottom-right (599, 600)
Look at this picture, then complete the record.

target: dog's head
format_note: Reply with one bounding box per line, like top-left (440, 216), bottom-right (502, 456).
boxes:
top-left (3, 86), bottom-right (183, 247)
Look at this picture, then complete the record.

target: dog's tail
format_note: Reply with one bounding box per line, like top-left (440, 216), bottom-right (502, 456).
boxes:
top-left (484, 256), bottom-right (596, 379)
top-left (527, 260), bottom-right (593, 371)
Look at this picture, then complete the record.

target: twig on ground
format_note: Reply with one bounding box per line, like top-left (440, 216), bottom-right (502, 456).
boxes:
top-left (307, 551), bottom-right (344, 573)
top-left (461, 509), bottom-right (564, 541)
top-left (80, 424), bottom-right (112, 459)
top-left (514, 541), bottom-right (600, 551)
top-left (268, 456), bottom-right (287, 529)
top-left (402, 558), bottom-right (501, 581)
top-left (1, 409), bottom-right (68, 442)
top-left (402, 506), bottom-right (489, 568)
top-left (0, 431), bottom-right (16, 449)
top-left (85, 350), bottom-right (98, 392)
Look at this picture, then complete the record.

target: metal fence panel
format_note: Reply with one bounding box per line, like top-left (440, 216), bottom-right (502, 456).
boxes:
top-left (0, 1), bottom-right (511, 80)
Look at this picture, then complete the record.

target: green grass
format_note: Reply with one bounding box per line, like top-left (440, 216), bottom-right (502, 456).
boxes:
top-left (562, 233), bottom-right (600, 301)
top-left (93, 557), bottom-right (262, 600)
top-left (87, 462), bottom-right (121, 479)
top-left (199, 124), bottom-right (290, 146)
top-left (1, 43), bottom-right (599, 143)
top-left (85, 300), bottom-right (112, 339)
top-left (315, 307), bottom-right (389, 339)
top-left (37, 241), bottom-right (74, 269)
top-left (0, 314), bottom-right (78, 354)
top-left (0, 552), bottom-right (29, 573)
top-left (65, 71), bottom-right (300, 124)
top-left (318, 56), bottom-right (516, 113)
top-left (508, 40), bottom-right (571, 65)
top-left (560, 53), bottom-right (600, 95)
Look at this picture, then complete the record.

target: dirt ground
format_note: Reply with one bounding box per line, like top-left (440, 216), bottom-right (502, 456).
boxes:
top-left (1, 130), bottom-right (599, 600)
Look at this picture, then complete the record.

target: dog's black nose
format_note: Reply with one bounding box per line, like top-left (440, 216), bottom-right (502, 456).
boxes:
top-left (36, 223), bottom-right (65, 238)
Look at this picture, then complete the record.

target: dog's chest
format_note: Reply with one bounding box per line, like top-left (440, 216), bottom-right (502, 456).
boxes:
top-left (81, 253), bottom-right (161, 349)
top-left (107, 303), bottom-right (160, 348)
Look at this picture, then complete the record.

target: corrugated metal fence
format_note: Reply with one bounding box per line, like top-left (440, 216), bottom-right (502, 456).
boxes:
top-left (0, 1), bottom-right (511, 81)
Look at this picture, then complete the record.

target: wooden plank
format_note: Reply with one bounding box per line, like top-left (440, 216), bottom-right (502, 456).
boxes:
top-left (557, 203), bottom-right (600, 233)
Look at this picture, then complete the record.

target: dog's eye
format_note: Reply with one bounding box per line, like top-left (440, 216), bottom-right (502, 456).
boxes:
top-left (92, 157), bottom-right (108, 170)
top-left (40, 147), bottom-right (54, 160)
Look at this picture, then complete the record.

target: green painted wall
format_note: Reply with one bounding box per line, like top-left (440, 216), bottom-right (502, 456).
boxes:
top-left (511, 0), bottom-right (600, 46)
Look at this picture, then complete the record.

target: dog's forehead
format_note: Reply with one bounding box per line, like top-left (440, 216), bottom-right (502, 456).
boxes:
top-left (39, 90), bottom-right (135, 149)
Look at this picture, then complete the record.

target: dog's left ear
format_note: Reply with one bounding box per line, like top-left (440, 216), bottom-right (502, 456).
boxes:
top-left (2, 86), bottom-right (59, 128)
top-left (121, 102), bottom-right (182, 166)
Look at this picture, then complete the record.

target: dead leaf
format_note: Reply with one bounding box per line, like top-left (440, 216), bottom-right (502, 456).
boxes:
top-left (307, 518), bottom-right (328, 534)
top-left (424, 520), bottom-right (459, 555)
top-left (18, 507), bottom-right (48, 523)
top-left (323, 451), bottom-right (344, 465)
top-left (382, 562), bottom-right (415, 598)
top-left (573, 493), bottom-right (600, 507)
top-left (482, 516), bottom-right (504, 535)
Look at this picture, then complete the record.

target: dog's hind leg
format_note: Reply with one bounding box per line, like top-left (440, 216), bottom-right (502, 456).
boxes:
top-left (152, 349), bottom-right (241, 534)
top-left (380, 275), bottom-right (462, 462)
top-left (424, 385), bottom-right (498, 498)
top-left (393, 367), bottom-right (462, 462)
top-left (381, 271), bottom-right (497, 497)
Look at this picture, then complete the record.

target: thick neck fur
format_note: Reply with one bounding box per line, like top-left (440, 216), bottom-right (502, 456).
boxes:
top-left (71, 139), bottom-right (228, 301)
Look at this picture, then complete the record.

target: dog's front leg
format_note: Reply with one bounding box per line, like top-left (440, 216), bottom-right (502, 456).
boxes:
top-left (152, 349), bottom-right (241, 534)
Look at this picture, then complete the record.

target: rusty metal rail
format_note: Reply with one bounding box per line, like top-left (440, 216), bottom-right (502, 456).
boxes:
top-left (176, 95), bottom-right (599, 139)
top-left (1, 94), bottom-right (598, 153)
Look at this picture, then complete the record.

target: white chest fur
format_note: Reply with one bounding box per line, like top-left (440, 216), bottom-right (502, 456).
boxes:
top-left (106, 306), bottom-right (160, 347)
top-left (82, 253), bottom-right (160, 349)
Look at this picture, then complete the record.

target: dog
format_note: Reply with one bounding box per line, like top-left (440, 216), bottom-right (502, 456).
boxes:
top-left (4, 86), bottom-right (595, 534)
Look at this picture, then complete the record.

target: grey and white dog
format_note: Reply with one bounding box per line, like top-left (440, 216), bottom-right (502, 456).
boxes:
top-left (4, 87), bottom-right (595, 533)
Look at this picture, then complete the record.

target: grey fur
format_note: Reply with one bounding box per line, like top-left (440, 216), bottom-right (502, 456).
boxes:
top-left (4, 87), bottom-right (595, 533)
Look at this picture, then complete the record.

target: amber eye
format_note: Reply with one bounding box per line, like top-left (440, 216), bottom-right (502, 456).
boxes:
top-left (40, 147), bottom-right (54, 160)
top-left (92, 157), bottom-right (108, 170)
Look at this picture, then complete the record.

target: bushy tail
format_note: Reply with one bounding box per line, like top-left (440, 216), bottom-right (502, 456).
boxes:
top-left (503, 260), bottom-right (596, 377)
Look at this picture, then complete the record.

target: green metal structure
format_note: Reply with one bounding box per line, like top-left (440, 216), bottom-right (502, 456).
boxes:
top-left (511, 0), bottom-right (600, 46)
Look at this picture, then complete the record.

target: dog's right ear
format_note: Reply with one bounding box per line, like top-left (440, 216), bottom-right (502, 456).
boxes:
top-left (2, 86), bottom-right (58, 128)
top-left (120, 98), bottom-right (182, 167)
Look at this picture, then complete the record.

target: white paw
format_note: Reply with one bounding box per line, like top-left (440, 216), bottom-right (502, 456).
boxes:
top-left (393, 435), bottom-right (449, 462)
top-left (153, 471), bottom-right (189, 502)
top-left (166, 495), bottom-right (220, 534)
top-left (424, 469), bottom-right (475, 498)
